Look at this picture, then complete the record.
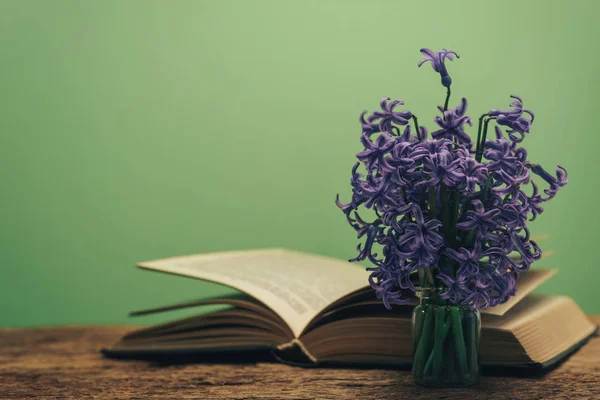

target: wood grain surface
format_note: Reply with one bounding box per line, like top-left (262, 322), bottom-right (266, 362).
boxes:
top-left (1, 318), bottom-right (599, 400)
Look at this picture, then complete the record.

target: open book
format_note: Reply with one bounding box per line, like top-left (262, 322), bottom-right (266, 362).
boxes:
top-left (103, 249), bottom-right (597, 372)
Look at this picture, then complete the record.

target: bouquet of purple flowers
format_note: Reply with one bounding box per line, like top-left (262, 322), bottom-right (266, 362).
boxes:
top-left (336, 48), bottom-right (568, 311)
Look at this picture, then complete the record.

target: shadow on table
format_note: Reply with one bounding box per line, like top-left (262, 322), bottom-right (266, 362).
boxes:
top-left (101, 347), bottom-right (566, 378)
top-left (101, 347), bottom-right (277, 367)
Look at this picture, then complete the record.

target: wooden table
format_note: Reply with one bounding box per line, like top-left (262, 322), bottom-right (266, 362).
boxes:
top-left (1, 318), bottom-right (599, 399)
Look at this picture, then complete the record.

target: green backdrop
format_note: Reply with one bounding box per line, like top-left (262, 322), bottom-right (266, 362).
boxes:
top-left (1, 0), bottom-right (599, 327)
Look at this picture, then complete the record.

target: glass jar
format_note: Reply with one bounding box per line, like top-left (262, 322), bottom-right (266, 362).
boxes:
top-left (412, 289), bottom-right (481, 387)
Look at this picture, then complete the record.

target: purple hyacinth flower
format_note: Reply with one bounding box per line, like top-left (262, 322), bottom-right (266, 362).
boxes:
top-left (367, 270), bottom-right (411, 309)
top-left (495, 200), bottom-right (528, 229)
top-left (483, 128), bottom-right (520, 175)
top-left (361, 173), bottom-right (390, 209)
top-left (445, 246), bottom-right (481, 277)
top-left (490, 167), bottom-right (530, 197)
top-left (359, 110), bottom-right (380, 135)
top-left (380, 207), bottom-right (412, 235)
top-left (488, 95), bottom-right (534, 143)
top-left (335, 194), bottom-right (354, 216)
top-left (421, 154), bottom-right (464, 187)
top-left (526, 181), bottom-right (545, 221)
top-left (396, 267), bottom-right (418, 292)
top-left (510, 232), bottom-right (542, 271)
top-left (396, 207), bottom-right (445, 267)
top-left (418, 48), bottom-right (459, 87)
top-left (485, 230), bottom-right (514, 254)
top-left (350, 224), bottom-right (385, 264)
top-left (462, 275), bottom-right (492, 309)
top-left (387, 140), bottom-right (417, 172)
top-left (347, 163), bottom-right (367, 205)
top-left (487, 270), bottom-right (517, 306)
top-left (337, 48), bottom-right (568, 311)
top-left (357, 131), bottom-right (397, 172)
top-left (456, 200), bottom-right (500, 232)
top-left (530, 164), bottom-right (568, 200)
top-left (437, 97), bottom-right (468, 116)
top-left (481, 246), bottom-right (518, 274)
top-left (336, 165), bottom-right (367, 225)
top-left (371, 97), bottom-right (412, 134)
top-left (412, 139), bottom-right (454, 163)
top-left (396, 124), bottom-right (429, 142)
top-left (458, 157), bottom-right (488, 192)
top-left (437, 273), bottom-right (470, 303)
top-left (351, 224), bottom-right (376, 261)
top-left (431, 105), bottom-right (473, 145)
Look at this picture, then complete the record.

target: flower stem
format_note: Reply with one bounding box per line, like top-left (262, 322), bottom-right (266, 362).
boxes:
top-left (444, 86), bottom-right (451, 112)
top-left (450, 308), bottom-right (468, 376)
top-left (413, 307), bottom-right (434, 377)
top-left (417, 269), bottom-right (425, 290)
top-left (412, 116), bottom-right (421, 141)
top-left (475, 117), bottom-right (495, 162)
top-left (465, 230), bottom-right (476, 249)
top-left (474, 114), bottom-right (486, 157)
top-left (424, 311), bottom-right (452, 374)
top-left (413, 300), bottom-right (426, 350)
top-left (425, 269), bottom-right (436, 289)
top-left (464, 310), bottom-right (479, 372)
top-left (445, 330), bottom-right (457, 380)
top-left (433, 306), bottom-right (446, 377)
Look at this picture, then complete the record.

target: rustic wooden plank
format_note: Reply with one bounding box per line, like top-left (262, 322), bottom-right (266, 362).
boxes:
top-left (1, 318), bottom-right (599, 399)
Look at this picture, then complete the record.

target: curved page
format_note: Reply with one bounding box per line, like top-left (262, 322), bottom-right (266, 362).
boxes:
top-left (137, 249), bottom-right (369, 337)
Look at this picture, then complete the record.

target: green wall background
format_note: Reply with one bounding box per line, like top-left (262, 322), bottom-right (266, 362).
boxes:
top-left (1, 0), bottom-right (599, 327)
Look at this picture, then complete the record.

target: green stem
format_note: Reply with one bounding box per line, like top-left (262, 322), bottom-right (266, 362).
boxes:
top-left (465, 230), bottom-right (476, 250)
top-left (474, 114), bottom-right (486, 157)
top-left (413, 307), bottom-right (434, 377)
top-left (413, 303), bottom-right (426, 352)
top-left (475, 117), bottom-right (495, 162)
top-left (450, 308), bottom-right (468, 376)
top-left (464, 310), bottom-right (479, 373)
top-left (425, 269), bottom-right (435, 289)
top-left (443, 86), bottom-right (451, 112)
top-left (412, 116), bottom-right (421, 141)
top-left (424, 347), bottom-right (434, 375)
top-left (424, 313), bottom-right (452, 374)
top-left (432, 306), bottom-right (446, 377)
top-left (417, 269), bottom-right (426, 289)
top-left (445, 330), bottom-right (457, 380)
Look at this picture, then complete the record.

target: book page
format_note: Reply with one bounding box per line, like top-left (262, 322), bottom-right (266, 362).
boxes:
top-left (482, 269), bottom-right (556, 316)
top-left (137, 249), bottom-right (369, 337)
top-left (481, 294), bottom-right (596, 364)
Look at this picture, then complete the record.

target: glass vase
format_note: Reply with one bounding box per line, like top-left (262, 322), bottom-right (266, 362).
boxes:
top-left (411, 289), bottom-right (481, 387)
